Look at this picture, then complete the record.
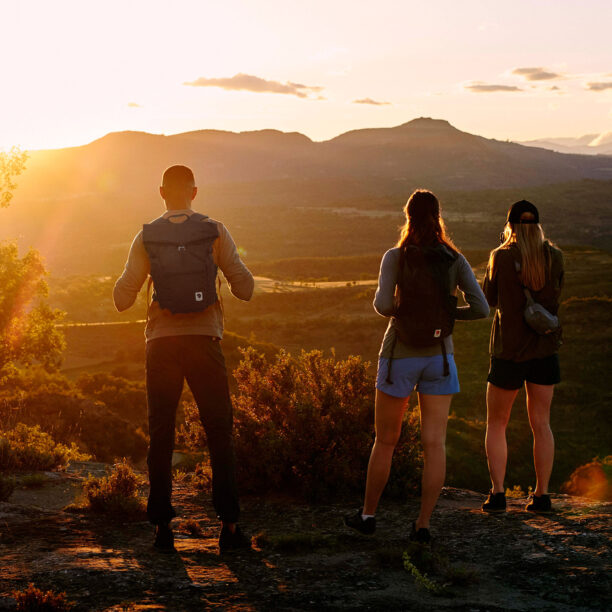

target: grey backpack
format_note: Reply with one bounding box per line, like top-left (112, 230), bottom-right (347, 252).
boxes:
top-left (142, 213), bottom-right (219, 314)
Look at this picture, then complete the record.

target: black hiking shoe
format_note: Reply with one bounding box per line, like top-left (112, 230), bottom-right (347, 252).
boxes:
top-left (219, 525), bottom-right (251, 553)
top-left (526, 494), bottom-right (552, 514)
top-left (344, 508), bottom-right (376, 535)
top-left (482, 490), bottom-right (507, 513)
top-left (153, 522), bottom-right (176, 553)
top-left (409, 521), bottom-right (432, 545)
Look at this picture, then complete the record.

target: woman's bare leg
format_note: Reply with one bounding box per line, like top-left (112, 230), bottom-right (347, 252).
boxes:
top-left (525, 382), bottom-right (555, 495)
top-left (485, 383), bottom-right (519, 494)
top-left (416, 393), bottom-right (452, 529)
top-left (362, 389), bottom-right (409, 515)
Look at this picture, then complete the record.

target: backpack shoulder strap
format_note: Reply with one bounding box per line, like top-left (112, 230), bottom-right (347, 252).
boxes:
top-left (513, 256), bottom-right (536, 304)
top-left (187, 212), bottom-right (209, 222)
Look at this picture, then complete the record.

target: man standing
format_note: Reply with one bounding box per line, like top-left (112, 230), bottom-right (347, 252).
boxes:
top-left (113, 165), bottom-right (254, 553)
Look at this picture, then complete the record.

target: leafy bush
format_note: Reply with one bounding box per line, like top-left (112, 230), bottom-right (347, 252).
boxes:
top-left (0, 366), bottom-right (72, 394)
top-left (12, 583), bottom-right (71, 611)
top-left (82, 459), bottom-right (146, 518)
top-left (0, 390), bottom-right (148, 463)
top-left (0, 241), bottom-right (65, 376)
top-left (0, 424), bottom-right (89, 472)
top-left (181, 348), bottom-right (422, 501)
top-left (561, 456), bottom-right (612, 501)
top-left (76, 373), bottom-right (147, 426)
top-left (0, 473), bottom-right (15, 501)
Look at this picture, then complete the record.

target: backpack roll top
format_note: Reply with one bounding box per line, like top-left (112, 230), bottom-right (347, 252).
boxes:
top-left (142, 214), bottom-right (219, 314)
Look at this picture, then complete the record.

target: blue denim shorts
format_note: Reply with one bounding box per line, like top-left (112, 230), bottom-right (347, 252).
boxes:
top-left (376, 354), bottom-right (460, 397)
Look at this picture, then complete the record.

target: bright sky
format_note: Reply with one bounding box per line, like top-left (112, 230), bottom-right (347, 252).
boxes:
top-left (1, 0), bottom-right (610, 150)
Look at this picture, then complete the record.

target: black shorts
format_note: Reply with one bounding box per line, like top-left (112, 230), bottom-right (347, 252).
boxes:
top-left (487, 354), bottom-right (561, 390)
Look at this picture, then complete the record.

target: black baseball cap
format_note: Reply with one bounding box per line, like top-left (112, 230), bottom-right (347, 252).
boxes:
top-left (507, 200), bottom-right (539, 224)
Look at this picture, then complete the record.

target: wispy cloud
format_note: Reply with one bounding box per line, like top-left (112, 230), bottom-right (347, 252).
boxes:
top-left (512, 67), bottom-right (562, 81)
top-left (465, 83), bottom-right (522, 93)
top-left (127, 102), bottom-right (142, 108)
top-left (353, 97), bottom-right (391, 106)
top-left (586, 81), bottom-right (612, 91)
top-left (184, 73), bottom-right (323, 98)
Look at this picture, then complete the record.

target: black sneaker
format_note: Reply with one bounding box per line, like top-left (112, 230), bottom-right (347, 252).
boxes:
top-left (409, 521), bottom-right (432, 545)
top-left (482, 490), bottom-right (506, 513)
top-left (219, 525), bottom-right (251, 553)
top-left (344, 508), bottom-right (376, 535)
top-left (525, 494), bottom-right (552, 514)
top-left (153, 521), bottom-right (176, 553)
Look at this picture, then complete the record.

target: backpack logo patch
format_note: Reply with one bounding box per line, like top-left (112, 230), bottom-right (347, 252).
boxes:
top-left (434, 329), bottom-right (442, 338)
top-left (195, 291), bottom-right (204, 302)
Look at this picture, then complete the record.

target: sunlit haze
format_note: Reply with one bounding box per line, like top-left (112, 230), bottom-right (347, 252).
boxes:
top-left (1, 0), bottom-right (611, 150)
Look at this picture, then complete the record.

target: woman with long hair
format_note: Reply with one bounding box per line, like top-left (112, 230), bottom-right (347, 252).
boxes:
top-left (481, 200), bottom-right (564, 514)
top-left (345, 189), bottom-right (488, 542)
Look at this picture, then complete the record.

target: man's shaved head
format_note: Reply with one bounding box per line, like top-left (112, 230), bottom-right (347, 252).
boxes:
top-left (161, 165), bottom-right (195, 190)
top-left (160, 165), bottom-right (197, 210)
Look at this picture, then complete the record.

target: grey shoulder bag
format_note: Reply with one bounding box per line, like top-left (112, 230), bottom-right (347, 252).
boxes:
top-left (514, 260), bottom-right (559, 335)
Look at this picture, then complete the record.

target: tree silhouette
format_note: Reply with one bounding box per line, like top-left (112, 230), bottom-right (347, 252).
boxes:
top-left (0, 149), bottom-right (64, 375)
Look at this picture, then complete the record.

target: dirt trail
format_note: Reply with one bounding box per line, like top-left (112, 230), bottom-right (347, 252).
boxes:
top-left (0, 467), bottom-right (610, 611)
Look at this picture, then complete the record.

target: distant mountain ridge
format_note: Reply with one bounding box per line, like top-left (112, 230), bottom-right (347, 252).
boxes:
top-left (518, 132), bottom-right (612, 156)
top-left (14, 118), bottom-right (612, 200)
top-left (3, 117), bottom-right (612, 275)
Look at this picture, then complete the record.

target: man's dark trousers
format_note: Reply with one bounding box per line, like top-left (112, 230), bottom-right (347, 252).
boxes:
top-left (145, 334), bottom-right (239, 525)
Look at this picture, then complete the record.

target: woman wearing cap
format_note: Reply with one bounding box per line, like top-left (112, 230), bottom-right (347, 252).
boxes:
top-left (345, 189), bottom-right (488, 543)
top-left (481, 200), bottom-right (564, 514)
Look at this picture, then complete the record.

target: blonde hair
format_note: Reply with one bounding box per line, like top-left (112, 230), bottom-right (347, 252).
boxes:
top-left (490, 222), bottom-right (552, 291)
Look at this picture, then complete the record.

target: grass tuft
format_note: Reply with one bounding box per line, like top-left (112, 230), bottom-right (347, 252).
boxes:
top-left (12, 583), bottom-right (72, 611)
top-left (505, 484), bottom-right (532, 498)
top-left (254, 530), bottom-right (337, 552)
top-left (181, 518), bottom-right (204, 537)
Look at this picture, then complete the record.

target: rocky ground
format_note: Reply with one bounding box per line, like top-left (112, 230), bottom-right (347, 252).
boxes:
top-left (0, 463), bottom-right (610, 611)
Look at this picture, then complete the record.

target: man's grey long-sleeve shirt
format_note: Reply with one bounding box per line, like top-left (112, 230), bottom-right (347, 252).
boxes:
top-left (374, 247), bottom-right (489, 358)
top-left (113, 209), bottom-right (254, 341)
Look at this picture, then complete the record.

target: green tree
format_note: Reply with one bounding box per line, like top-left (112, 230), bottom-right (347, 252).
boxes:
top-left (0, 149), bottom-right (64, 375)
top-left (0, 147), bottom-right (27, 208)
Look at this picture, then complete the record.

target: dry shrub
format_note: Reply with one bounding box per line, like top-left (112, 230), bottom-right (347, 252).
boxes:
top-left (0, 423), bottom-right (89, 472)
top-left (181, 348), bottom-right (421, 501)
top-left (561, 456), bottom-right (612, 501)
top-left (12, 583), bottom-right (71, 611)
top-left (83, 459), bottom-right (146, 518)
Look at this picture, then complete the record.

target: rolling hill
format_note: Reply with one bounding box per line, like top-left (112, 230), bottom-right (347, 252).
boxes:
top-left (2, 117), bottom-right (612, 274)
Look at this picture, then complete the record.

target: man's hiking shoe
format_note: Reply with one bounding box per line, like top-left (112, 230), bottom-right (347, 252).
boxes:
top-left (153, 522), bottom-right (176, 553)
top-left (482, 490), bottom-right (506, 513)
top-left (526, 494), bottom-right (552, 514)
top-left (219, 525), bottom-right (251, 553)
top-left (409, 521), bottom-right (432, 545)
top-left (344, 509), bottom-right (376, 535)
